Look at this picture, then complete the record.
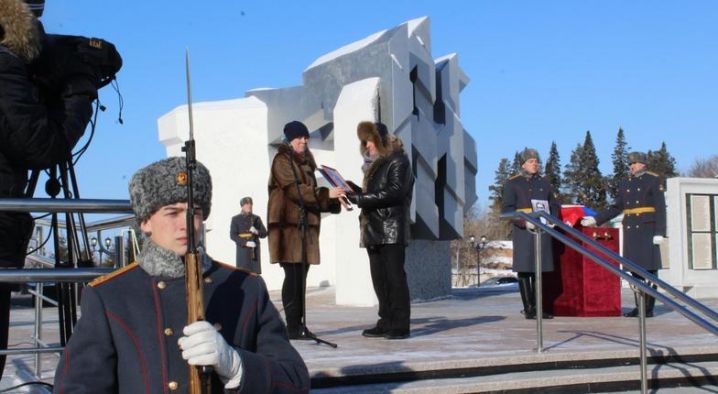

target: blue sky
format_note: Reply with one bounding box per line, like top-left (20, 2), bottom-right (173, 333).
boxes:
top-left (40, 1), bottom-right (718, 210)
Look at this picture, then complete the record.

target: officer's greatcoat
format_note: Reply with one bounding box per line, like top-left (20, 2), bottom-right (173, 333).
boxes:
top-left (595, 171), bottom-right (666, 270)
top-left (501, 173), bottom-right (560, 273)
top-left (230, 213), bottom-right (267, 273)
top-left (54, 261), bottom-right (309, 393)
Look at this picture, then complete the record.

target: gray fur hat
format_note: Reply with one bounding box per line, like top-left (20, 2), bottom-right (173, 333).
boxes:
top-left (240, 196), bottom-right (253, 206)
top-left (627, 151), bottom-right (647, 164)
top-left (520, 148), bottom-right (540, 164)
top-left (129, 157), bottom-right (212, 223)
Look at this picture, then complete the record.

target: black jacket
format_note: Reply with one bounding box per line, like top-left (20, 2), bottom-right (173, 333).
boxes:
top-left (351, 143), bottom-right (414, 247)
top-left (0, 6), bottom-right (92, 266)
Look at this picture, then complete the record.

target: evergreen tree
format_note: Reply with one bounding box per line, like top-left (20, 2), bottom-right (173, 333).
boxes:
top-left (511, 151), bottom-right (523, 175)
top-left (563, 131), bottom-right (607, 210)
top-left (608, 128), bottom-right (629, 201)
top-left (488, 158), bottom-right (511, 210)
top-left (544, 141), bottom-right (563, 201)
top-left (647, 142), bottom-right (678, 179)
top-left (563, 142), bottom-right (584, 203)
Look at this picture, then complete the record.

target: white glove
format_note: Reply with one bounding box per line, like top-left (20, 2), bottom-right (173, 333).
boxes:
top-left (245, 240), bottom-right (256, 248)
top-left (580, 217), bottom-right (597, 227)
top-left (249, 226), bottom-right (259, 235)
top-left (525, 221), bottom-right (536, 231)
top-left (178, 321), bottom-right (243, 389)
top-left (653, 235), bottom-right (665, 245)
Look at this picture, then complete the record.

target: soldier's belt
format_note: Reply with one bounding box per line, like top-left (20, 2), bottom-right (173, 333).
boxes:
top-left (238, 233), bottom-right (254, 239)
top-left (516, 208), bottom-right (532, 213)
top-left (623, 207), bottom-right (656, 215)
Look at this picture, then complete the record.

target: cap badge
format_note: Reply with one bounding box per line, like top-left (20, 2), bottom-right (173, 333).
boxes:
top-left (176, 171), bottom-right (188, 186)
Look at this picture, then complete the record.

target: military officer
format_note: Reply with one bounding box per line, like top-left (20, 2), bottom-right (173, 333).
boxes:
top-left (54, 157), bottom-right (309, 393)
top-left (581, 151), bottom-right (666, 317)
top-left (502, 148), bottom-right (560, 319)
top-left (230, 196), bottom-right (267, 274)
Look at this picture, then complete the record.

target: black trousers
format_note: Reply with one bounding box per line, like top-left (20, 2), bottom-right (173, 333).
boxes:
top-left (280, 263), bottom-right (310, 330)
top-left (367, 244), bottom-right (410, 331)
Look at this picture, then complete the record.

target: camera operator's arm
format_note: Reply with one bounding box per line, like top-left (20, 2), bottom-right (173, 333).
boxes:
top-left (0, 52), bottom-right (92, 169)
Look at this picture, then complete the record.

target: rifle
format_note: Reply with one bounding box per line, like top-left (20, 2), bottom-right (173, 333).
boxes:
top-left (182, 49), bottom-right (212, 394)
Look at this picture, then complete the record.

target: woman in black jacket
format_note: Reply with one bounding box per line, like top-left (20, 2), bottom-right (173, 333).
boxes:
top-left (347, 121), bottom-right (414, 339)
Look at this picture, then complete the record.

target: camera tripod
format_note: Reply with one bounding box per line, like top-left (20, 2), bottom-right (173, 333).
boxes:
top-left (26, 157), bottom-right (94, 345)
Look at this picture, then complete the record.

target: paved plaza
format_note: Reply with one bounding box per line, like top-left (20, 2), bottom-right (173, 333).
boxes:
top-left (1, 285), bottom-right (717, 393)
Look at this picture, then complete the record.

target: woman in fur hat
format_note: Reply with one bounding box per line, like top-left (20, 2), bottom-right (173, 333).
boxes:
top-left (267, 121), bottom-right (343, 340)
top-left (0, 0), bottom-right (94, 379)
top-left (347, 121), bottom-right (414, 340)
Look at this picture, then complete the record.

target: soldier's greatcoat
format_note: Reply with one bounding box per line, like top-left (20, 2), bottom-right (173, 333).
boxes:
top-left (54, 261), bottom-right (309, 393)
top-left (595, 171), bottom-right (666, 270)
top-left (501, 172), bottom-right (560, 273)
top-left (230, 213), bottom-right (267, 273)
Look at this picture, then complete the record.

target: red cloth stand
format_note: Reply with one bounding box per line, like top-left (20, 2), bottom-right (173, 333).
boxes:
top-left (543, 227), bottom-right (621, 317)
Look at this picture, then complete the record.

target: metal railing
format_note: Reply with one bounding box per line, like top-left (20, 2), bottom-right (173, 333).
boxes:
top-left (502, 210), bottom-right (718, 394)
top-left (0, 198), bottom-right (134, 379)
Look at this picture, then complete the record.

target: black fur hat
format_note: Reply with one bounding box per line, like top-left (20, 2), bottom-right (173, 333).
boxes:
top-left (129, 157), bottom-right (212, 223)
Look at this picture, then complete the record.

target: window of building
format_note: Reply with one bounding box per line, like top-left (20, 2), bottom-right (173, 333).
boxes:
top-left (686, 193), bottom-right (718, 270)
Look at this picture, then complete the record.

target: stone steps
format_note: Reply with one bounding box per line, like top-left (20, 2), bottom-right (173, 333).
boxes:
top-left (311, 350), bottom-right (718, 393)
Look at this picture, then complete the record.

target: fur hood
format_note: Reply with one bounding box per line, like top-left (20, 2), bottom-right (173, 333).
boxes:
top-left (357, 121), bottom-right (405, 157)
top-left (276, 142), bottom-right (318, 170)
top-left (0, 0), bottom-right (41, 62)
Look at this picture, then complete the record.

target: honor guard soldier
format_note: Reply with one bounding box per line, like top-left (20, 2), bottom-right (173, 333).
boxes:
top-left (581, 151), bottom-right (666, 318)
top-left (54, 157), bottom-right (309, 393)
top-left (501, 148), bottom-right (560, 319)
top-left (230, 196), bottom-right (267, 274)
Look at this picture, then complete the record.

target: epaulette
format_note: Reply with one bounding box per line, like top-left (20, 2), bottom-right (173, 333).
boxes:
top-left (89, 262), bottom-right (139, 287)
top-left (215, 260), bottom-right (258, 277)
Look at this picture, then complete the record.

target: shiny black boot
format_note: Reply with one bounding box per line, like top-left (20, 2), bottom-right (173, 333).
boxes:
top-left (518, 276), bottom-right (536, 319)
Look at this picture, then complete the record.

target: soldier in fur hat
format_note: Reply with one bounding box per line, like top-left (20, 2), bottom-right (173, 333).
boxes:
top-left (0, 0), bottom-right (95, 379)
top-left (581, 151), bottom-right (667, 317)
top-left (347, 121), bottom-right (414, 340)
top-left (230, 196), bottom-right (267, 274)
top-left (55, 157), bottom-right (309, 393)
top-left (501, 148), bottom-right (560, 319)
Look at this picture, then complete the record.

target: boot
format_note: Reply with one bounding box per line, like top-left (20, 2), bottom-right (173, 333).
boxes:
top-left (623, 292), bottom-right (640, 317)
top-left (645, 284), bottom-right (657, 318)
top-left (518, 276), bottom-right (535, 319)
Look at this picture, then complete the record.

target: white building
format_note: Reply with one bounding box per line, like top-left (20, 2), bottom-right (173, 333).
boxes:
top-left (158, 17), bottom-right (477, 306)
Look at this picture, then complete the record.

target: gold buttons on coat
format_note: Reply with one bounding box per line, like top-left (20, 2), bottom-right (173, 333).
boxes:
top-left (168, 381), bottom-right (178, 390)
top-left (204, 277), bottom-right (213, 284)
top-left (157, 281), bottom-right (166, 290)
top-left (164, 328), bottom-right (173, 336)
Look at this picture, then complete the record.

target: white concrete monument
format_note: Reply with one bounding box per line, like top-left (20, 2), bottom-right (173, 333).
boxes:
top-left (661, 177), bottom-right (718, 298)
top-left (158, 17), bottom-right (477, 305)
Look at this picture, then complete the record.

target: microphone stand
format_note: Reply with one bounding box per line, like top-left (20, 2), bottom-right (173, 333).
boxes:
top-left (287, 151), bottom-right (337, 348)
